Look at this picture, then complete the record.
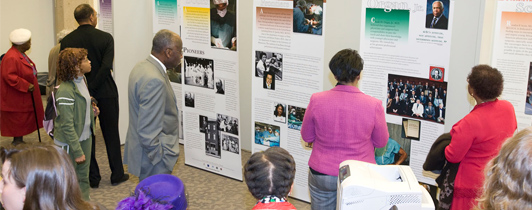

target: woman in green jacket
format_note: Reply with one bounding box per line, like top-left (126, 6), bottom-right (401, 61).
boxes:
top-left (55, 48), bottom-right (98, 201)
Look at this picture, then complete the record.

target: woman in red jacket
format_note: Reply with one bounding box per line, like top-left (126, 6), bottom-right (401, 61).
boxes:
top-left (445, 65), bottom-right (517, 210)
top-left (0, 28), bottom-right (44, 145)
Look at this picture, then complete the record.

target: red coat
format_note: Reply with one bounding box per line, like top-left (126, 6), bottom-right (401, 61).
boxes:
top-left (0, 46), bottom-right (44, 136)
top-left (445, 99), bottom-right (516, 210)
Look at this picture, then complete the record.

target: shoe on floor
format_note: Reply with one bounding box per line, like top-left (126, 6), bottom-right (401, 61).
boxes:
top-left (90, 182), bottom-right (99, 188)
top-left (11, 140), bottom-right (24, 146)
top-left (111, 174), bottom-right (130, 186)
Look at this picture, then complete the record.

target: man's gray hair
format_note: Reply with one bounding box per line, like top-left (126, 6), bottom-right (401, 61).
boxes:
top-left (152, 29), bottom-right (181, 53)
top-left (433, 1), bottom-right (444, 10)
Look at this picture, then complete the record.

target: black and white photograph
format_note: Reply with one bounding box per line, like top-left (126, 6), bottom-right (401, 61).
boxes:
top-left (184, 92), bottom-right (195, 108)
top-left (217, 113), bottom-right (239, 135)
top-left (205, 119), bottom-right (221, 158)
top-left (255, 50), bottom-right (283, 81)
top-left (254, 122), bottom-right (280, 147)
top-left (184, 56), bottom-right (214, 89)
top-left (210, 0), bottom-right (237, 51)
top-left (293, 0), bottom-right (323, 35)
top-left (273, 103), bottom-right (286, 123)
top-left (221, 134), bottom-right (239, 154)
top-left (215, 78), bottom-right (225, 95)
top-left (199, 115), bottom-right (209, 133)
top-left (287, 105), bottom-right (306, 130)
top-left (386, 74), bottom-right (447, 124)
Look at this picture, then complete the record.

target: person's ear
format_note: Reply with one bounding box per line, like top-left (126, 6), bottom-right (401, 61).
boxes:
top-left (165, 48), bottom-right (173, 59)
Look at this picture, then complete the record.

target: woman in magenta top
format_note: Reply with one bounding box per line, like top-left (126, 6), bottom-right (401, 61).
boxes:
top-left (445, 65), bottom-right (517, 210)
top-left (301, 49), bottom-right (388, 210)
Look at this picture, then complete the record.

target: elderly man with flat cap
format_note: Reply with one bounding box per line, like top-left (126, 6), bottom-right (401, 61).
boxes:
top-left (0, 28), bottom-right (44, 146)
top-left (211, 0), bottom-right (236, 50)
top-left (125, 29), bottom-right (182, 181)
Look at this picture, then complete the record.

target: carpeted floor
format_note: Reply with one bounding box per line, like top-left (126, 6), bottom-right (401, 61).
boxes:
top-left (0, 97), bottom-right (311, 210)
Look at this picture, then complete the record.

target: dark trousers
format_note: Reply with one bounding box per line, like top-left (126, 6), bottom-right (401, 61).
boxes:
top-left (89, 97), bottom-right (125, 184)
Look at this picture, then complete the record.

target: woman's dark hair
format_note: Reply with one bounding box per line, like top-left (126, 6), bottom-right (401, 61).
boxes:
top-left (57, 48), bottom-right (88, 82)
top-left (274, 104), bottom-right (285, 117)
top-left (329, 49), bottom-right (364, 83)
top-left (244, 147), bottom-right (296, 199)
top-left (467, 64), bottom-right (504, 100)
top-left (260, 52), bottom-right (266, 59)
top-left (0, 144), bottom-right (95, 210)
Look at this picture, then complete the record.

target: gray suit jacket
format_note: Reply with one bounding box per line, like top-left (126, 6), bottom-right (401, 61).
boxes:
top-left (124, 55), bottom-right (179, 177)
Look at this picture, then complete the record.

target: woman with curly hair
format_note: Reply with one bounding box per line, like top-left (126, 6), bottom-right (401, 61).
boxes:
top-left (474, 127), bottom-right (532, 210)
top-left (444, 65), bottom-right (517, 210)
top-left (54, 48), bottom-right (99, 200)
top-left (0, 144), bottom-right (100, 210)
top-left (244, 147), bottom-right (296, 210)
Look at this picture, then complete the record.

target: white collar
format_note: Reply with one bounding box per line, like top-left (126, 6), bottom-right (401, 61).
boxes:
top-left (150, 54), bottom-right (166, 72)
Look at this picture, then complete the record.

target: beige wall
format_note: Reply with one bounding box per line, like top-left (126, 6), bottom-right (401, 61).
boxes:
top-left (54, 0), bottom-right (93, 40)
top-left (0, 0), bottom-right (54, 73)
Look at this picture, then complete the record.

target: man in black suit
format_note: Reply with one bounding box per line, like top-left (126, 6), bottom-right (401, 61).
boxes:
top-left (61, 4), bottom-right (128, 187)
top-left (426, 1), bottom-right (448, 30)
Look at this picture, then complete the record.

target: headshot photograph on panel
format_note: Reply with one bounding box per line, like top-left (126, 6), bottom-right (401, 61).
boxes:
top-left (215, 78), bottom-right (225, 95)
top-left (184, 91), bottom-right (195, 108)
top-left (273, 103), bottom-right (287, 123)
top-left (425, 0), bottom-right (450, 30)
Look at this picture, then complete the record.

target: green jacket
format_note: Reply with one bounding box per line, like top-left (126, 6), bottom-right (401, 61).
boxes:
top-left (54, 79), bottom-right (95, 159)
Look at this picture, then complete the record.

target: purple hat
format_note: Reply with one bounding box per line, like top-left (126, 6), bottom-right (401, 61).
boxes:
top-left (117, 174), bottom-right (187, 210)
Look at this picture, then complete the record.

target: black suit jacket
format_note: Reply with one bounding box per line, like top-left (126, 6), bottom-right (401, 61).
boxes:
top-left (426, 14), bottom-right (448, 30)
top-left (60, 24), bottom-right (117, 99)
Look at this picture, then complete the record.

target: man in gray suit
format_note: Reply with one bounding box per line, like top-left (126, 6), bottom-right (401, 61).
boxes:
top-left (124, 29), bottom-right (182, 181)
